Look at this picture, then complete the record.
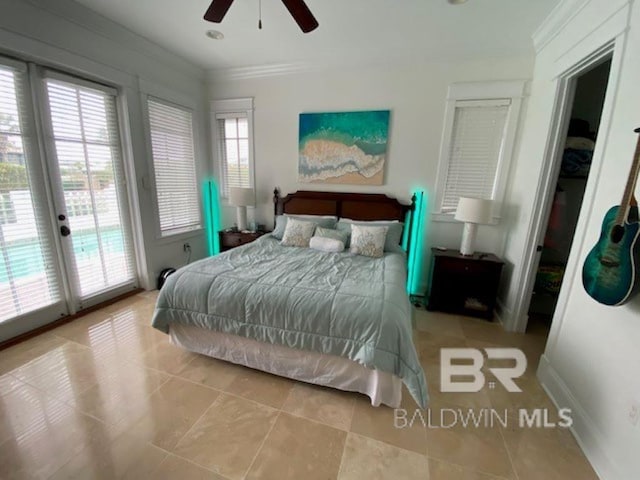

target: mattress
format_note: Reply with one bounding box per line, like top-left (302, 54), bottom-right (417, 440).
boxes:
top-left (170, 323), bottom-right (402, 407)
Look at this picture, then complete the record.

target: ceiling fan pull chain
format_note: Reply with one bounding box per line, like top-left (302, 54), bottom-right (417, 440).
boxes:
top-left (258, 0), bottom-right (263, 29)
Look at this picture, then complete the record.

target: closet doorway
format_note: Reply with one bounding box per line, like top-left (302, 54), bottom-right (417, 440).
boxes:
top-left (526, 57), bottom-right (612, 334)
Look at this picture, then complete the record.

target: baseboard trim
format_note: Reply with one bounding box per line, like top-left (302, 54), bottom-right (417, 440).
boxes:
top-left (494, 299), bottom-right (512, 328)
top-left (537, 354), bottom-right (618, 479)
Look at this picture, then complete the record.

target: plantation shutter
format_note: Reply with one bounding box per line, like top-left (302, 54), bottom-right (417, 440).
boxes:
top-left (441, 99), bottom-right (510, 212)
top-left (148, 98), bottom-right (201, 236)
top-left (0, 60), bottom-right (61, 321)
top-left (216, 113), bottom-right (251, 198)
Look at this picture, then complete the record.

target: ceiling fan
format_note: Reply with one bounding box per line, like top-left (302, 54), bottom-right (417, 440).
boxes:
top-left (204, 0), bottom-right (319, 33)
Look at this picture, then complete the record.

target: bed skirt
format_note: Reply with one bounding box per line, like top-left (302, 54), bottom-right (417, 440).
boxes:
top-left (169, 323), bottom-right (402, 408)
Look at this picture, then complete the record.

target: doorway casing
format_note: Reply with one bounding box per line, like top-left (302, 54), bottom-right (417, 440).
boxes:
top-left (506, 38), bottom-right (624, 333)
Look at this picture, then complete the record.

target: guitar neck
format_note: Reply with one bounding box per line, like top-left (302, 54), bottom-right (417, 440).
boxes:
top-left (615, 128), bottom-right (640, 225)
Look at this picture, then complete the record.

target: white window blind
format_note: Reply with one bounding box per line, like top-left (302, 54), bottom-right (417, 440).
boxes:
top-left (148, 98), bottom-right (201, 237)
top-left (217, 113), bottom-right (251, 198)
top-left (0, 61), bottom-right (61, 321)
top-left (212, 97), bottom-right (254, 199)
top-left (440, 99), bottom-right (510, 213)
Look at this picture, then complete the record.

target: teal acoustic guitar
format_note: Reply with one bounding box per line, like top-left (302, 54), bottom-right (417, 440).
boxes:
top-left (582, 128), bottom-right (640, 306)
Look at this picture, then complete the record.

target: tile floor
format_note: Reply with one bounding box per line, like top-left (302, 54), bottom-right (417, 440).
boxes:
top-left (0, 291), bottom-right (598, 479)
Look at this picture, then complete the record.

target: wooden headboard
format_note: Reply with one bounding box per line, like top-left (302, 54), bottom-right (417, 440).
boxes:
top-left (273, 188), bottom-right (415, 222)
top-left (273, 188), bottom-right (417, 253)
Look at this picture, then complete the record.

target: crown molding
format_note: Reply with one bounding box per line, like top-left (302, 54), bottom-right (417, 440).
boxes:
top-left (207, 52), bottom-right (536, 83)
top-left (532, 0), bottom-right (590, 53)
top-left (533, 0), bottom-right (633, 54)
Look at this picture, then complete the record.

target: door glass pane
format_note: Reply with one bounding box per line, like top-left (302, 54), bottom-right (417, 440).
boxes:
top-left (0, 65), bottom-right (60, 321)
top-left (46, 79), bottom-right (135, 299)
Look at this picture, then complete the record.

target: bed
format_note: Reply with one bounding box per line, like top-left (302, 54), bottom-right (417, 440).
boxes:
top-left (152, 189), bottom-right (428, 408)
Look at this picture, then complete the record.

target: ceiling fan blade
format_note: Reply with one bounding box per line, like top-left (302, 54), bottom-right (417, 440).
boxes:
top-left (204, 0), bottom-right (234, 23)
top-left (280, 0), bottom-right (319, 33)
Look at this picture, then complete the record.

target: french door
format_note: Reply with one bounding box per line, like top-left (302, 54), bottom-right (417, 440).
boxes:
top-left (0, 57), bottom-right (137, 341)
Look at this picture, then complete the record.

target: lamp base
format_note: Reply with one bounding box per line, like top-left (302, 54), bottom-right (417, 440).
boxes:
top-left (236, 206), bottom-right (248, 231)
top-left (460, 222), bottom-right (478, 256)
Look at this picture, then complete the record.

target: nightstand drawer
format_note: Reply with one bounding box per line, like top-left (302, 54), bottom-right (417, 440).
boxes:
top-left (434, 257), bottom-right (501, 275)
top-left (221, 233), bottom-right (251, 248)
top-left (219, 231), bottom-right (268, 252)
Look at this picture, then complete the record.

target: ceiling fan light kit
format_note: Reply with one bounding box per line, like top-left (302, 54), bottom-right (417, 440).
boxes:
top-left (204, 0), bottom-right (319, 33)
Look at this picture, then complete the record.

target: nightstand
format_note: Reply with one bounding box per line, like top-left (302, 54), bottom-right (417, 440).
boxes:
top-left (427, 248), bottom-right (504, 320)
top-left (219, 230), bottom-right (268, 252)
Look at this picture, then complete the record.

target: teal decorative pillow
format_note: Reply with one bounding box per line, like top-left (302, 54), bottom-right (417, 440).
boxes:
top-left (350, 224), bottom-right (388, 258)
top-left (272, 216), bottom-right (288, 239)
top-left (314, 226), bottom-right (349, 244)
top-left (280, 218), bottom-right (317, 247)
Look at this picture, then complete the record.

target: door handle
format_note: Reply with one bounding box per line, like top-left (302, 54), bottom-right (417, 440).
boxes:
top-left (60, 225), bottom-right (71, 237)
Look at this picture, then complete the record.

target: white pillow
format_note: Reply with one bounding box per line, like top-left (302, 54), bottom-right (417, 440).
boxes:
top-left (309, 236), bottom-right (345, 253)
top-left (350, 224), bottom-right (388, 258)
top-left (280, 218), bottom-right (316, 247)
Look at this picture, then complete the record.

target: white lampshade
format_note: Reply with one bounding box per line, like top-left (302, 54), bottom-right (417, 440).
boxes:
top-left (454, 197), bottom-right (493, 224)
top-left (229, 187), bottom-right (254, 207)
top-left (454, 197), bottom-right (493, 256)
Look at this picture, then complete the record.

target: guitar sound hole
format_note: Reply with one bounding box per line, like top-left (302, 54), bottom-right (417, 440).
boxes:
top-left (610, 225), bottom-right (625, 243)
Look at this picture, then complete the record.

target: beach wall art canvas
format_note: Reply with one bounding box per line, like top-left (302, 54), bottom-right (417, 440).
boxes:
top-left (298, 110), bottom-right (390, 185)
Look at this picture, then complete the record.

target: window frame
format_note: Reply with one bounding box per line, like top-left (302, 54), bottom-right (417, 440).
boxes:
top-left (211, 98), bottom-right (255, 202)
top-left (432, 80), bottom-right (525, 223)
top-left (145, 95), bottom-right (203, 240)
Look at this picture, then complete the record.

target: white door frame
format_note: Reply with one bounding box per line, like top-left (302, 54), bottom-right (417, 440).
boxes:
top-left (0, 59), bottom-right (70, 342)
top-left (509, 40), bottom-right (621, 333)
top-left (35, 69), bottom-right (139, 313)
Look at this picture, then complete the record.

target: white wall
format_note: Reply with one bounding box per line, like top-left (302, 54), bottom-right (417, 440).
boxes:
top-left (501, 0), bottom-right (640, 478)
top-left (0, 0), bottom-right (210, 291)
top-left (209, 57), bottom-right (533, 292)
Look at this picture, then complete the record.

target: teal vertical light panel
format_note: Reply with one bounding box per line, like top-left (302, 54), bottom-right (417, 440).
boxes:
top-left (203, 179), bottom-right (221, 256)
top-left (406, 191), bottom-right (427, 295)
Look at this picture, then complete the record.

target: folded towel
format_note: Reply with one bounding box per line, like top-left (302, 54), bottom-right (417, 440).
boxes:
top-left (309, 236), bottom-right (345, 253)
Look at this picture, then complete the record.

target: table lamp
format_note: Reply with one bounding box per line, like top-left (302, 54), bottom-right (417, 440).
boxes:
top-left (229, 187), bottom-right (254, 231)
top-left (454, 197), bottom-right (493, 256)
